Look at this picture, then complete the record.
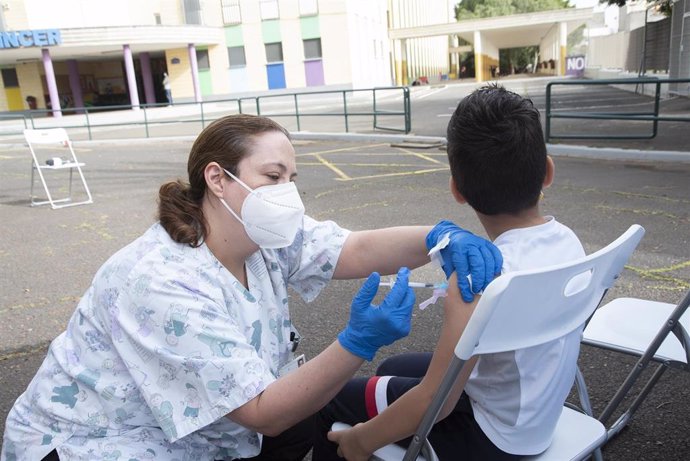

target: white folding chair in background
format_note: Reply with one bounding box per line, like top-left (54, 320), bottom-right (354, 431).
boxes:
top-left (333, 224), bottom-right (645, 461)
top-left (24, 128), bottom-right (93, 209)
top-left (581, 286), bottom-right (690, 446)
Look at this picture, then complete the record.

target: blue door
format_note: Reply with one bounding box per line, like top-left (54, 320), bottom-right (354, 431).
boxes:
top-left (266, 63), bottom-right (286, 89)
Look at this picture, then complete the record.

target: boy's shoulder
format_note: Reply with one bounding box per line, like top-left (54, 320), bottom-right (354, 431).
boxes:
top-left (495, 217), bottom-right (584, 273)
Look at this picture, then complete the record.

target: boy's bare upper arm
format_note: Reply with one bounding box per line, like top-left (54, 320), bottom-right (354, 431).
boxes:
top-left (418, 273), bottom-right (479, 414)
top-left (346, 274), bottom-right (481, 455)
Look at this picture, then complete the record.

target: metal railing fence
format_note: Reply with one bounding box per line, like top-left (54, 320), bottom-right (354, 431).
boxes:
top-left (0, 86), bottom-right (411, 140)
top-left (545, 78), bottom-right (690, 142)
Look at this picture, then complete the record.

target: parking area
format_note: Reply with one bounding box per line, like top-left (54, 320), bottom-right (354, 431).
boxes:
top-left (1, 135), bottom-right (690, 459)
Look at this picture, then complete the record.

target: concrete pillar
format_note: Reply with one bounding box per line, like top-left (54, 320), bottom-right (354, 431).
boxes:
top-left (473, 30), bottom-right (499, 81)
top-left (41, 48), bottom-right (61, 118)
top-left (473, 30), bottom-right (483, 82)
top-left (393, 40), bottom-right (403, 86)
top-left (123, 44), bottom-right (140, 110)
top-left (188, 43), bottom-right (202, 103)
top-left (67, 60), bottom-right (84, 113)
top-left (400, 39), bottom-right (408, 86)
top-left (449, 35), bottom-right (457, 78)
top-left (139, 52), bottom-right (156, 105)
top-left (559, 22), bottom-right (568, 76)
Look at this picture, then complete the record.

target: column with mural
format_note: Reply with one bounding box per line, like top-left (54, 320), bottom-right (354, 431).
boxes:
top-left (558, 21), bottom-right (567, 76)
top-left (393, 39), bottom-right (408, 86)
top-left (473, 30), bottom-right (499, 82)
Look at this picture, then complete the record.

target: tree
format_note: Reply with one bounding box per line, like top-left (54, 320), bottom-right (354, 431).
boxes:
top-left (454, 0), bottom-right (573, 74)
top-left (499, 46), bottom-right (538, 75)
top-left (602, 0), bottom-right (672, 16)
top-left (455, 0), bottom-right (571, 21)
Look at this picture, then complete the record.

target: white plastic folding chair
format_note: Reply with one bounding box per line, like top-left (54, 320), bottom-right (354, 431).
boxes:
top-left (24, 128), bottom-right (93, 209)
top-left (581, 287), bottom-right (690, 444)
top-left (333, 224), bottom-right (645, 461)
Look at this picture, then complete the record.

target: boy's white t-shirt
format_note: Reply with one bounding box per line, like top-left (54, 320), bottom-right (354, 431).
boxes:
top-left (463, 216), bottom-right (585, 455)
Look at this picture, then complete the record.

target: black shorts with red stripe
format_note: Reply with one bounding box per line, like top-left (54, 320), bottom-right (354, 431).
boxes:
top-left (313, 352), bottom-right (521, 461)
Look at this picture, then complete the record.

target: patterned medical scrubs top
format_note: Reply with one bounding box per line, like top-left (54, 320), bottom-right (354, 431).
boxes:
top-left (1, 216), bottom-right (349, 461)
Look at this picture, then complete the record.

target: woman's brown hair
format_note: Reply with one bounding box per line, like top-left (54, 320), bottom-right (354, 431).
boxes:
top-left (158, 114), bottom-right (289, 246)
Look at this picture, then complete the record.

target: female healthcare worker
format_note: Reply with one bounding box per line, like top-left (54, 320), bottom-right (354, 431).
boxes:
top-left (1, 115), bottom-right (501, 461)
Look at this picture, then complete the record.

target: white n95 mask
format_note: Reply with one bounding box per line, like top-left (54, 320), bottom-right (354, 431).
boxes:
top-left (219, 168), bottom-right (305, 249)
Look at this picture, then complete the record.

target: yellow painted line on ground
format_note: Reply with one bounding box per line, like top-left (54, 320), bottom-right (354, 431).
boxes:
top-left (325, 152), bottom-right (447, 157)
top-left (642, 260), bottom-right (690, 273)
top-left (0, 297), bottom-right (52, 314)
top-left (296, 143), bottom-right (389, 157)
top-left (336, 167), bottom-right (448, 181)
top-left (594, 205), bottom-right (686, 221)
top-left (302, 152), bottom-right (447, 159)
top-left (314, 188), bottom-right (344, 199)
top-left (312, 201), bottom-right (390, 219)
top-left (558, 185), bottom-right (598, 194)
top-left (75, 220), bottom-right (115, 240)
top-left (613, 191), bottom-right (690, 204)
top-left (297, 143), bottom-right (447, 181)
top-left (337, 201), bottom-right (389, 212)
top-left (396, 147), bottom-right (445, 165)
top-left (0, 344), bottom-right (50, 361)
top-left (298, 162), bottom-right (439, 167)
top-left (625, 260), bottom-right (690, 290)
top-left (313, 153), bottom-right (351, 180)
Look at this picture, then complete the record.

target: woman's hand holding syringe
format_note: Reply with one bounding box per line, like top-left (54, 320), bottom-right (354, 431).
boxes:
top-left (379, 279), bottom-right (448, 310)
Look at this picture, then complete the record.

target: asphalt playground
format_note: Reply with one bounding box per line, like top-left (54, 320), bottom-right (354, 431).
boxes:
top-left (1, 80), bottom-right (690, 459)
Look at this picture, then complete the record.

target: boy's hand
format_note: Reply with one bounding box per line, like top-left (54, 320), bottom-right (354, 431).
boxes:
top-left (328, 424), bottom-right (371, 461)
top-left (426, 220), bottom-right (503, 302)
top-left (338, 268), bottom-right (415, 361)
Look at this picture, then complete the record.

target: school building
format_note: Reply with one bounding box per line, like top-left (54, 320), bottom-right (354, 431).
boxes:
top-left (0, 0), bottom-right (392, 116)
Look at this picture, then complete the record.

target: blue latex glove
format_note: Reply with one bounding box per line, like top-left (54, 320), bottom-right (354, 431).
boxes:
top-left (338, 267), bottom-right (415, 361)
top-left (426, 220), bottom-right (503, 303)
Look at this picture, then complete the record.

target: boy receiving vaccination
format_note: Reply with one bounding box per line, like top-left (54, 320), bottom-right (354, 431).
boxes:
top-left (314, 84), bottom-right (586, 460)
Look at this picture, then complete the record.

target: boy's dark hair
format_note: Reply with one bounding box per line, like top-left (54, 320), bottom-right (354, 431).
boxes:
top-left (446, 84), bottom-right (547, 216)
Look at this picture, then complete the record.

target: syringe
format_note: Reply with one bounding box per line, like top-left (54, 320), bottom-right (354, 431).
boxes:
top-left (379, 279), bottom-right (449, 310)
top-left (379, 280), bottom-right (447, 289)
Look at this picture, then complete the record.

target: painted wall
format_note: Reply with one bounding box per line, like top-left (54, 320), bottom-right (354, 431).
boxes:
top-left (208, 44), bottom-right (231, 95)
top-left (227, 1), bottom-right (269, 92)
top-left (319, 1), bottom-right (353, 86)
top-left (539, 24), bottom-right (562, 75)
top-left (225, 25), bottom-right (250, 93)
top-left (4, 0), bottom-right (235, 30)
top-left (345, 0), bottom-right (391, 88)
top-left (219, 0), bottom-right (386, 92)
top-left (473, 31), bottom-right (499, 82)
top-left (305, 60), bottom-right (324, 86)
top-left (281, 11), bottom-right (307, 88)
top-left (0, 85), bottom-right (7, 112)
top-left (16, 0), bottom-right (182, 28)
top-left (0, 0), bottom-right (403, 109)
top-left (16, 61), bottom-right (45, 109)
top-left (1, 0), bottom-right (30, 29)
top-left (165, 48), bottom-right (193, 100)
top-left (262, 1), bottom-right (300, 89)
top-left (301, 16), bottom-right (324, 87)
top-left (20, 60), bottom-right (129, 107)
top-left (406, 36), bottom-right (448, 83)
top-left (586, 31), bottom-right (630, 70)
top-left (669, 0), bottom-right (690, 93)
top-left (388, 0), bottom-right (453, 86)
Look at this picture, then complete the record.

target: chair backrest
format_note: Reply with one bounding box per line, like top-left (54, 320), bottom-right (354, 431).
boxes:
top-left (404, 225), bottom-right (645, 461)
top-left (455, 224), bottom-right (646, 360)
top-left (24, 128), bottom-right (70, 145)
